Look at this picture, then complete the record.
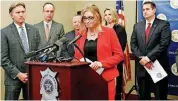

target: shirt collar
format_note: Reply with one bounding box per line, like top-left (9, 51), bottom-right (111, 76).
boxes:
top-left (44, 20), bottom-right (52, 26)
top-left (146, 18), bottom-right (155, 26)
top-left (14, 22), bottom-right (25, 29)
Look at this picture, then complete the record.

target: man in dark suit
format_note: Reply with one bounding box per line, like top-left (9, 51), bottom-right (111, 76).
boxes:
top-left (60, 15), bottom-right (82, 58)
top-left (34, 2), bottom-right (65, 50)
top-left (1, 2), bottom-right (40, 100)
top-left (130, 1), bottom-right (171, 100)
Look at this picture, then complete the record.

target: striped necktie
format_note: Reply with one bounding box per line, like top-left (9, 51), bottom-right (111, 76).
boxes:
top-left (19, 27), bottom-right (29, 53)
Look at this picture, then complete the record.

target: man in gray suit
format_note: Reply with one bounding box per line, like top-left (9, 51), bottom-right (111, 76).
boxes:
top-left (1, 2), bottom-right (40, 100)
top-left (130, 1), bottom-right (171, 100)
top-left (34, 2), bottom-right (65, 49)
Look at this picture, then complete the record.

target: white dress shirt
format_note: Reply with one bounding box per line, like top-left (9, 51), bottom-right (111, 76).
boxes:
top-left (44, 20), bottom-right (52, 32)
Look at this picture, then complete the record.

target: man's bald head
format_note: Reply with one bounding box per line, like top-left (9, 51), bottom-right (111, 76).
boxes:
top-left (72, 15), bottom-right (82, 31)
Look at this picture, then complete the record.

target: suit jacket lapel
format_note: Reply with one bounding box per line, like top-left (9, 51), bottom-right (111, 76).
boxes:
top-left (78, 33), bottom-right (86, 55)
top-left (140, 21), bottom-right (146, 43)
top-left (11, 23), bottom-right (25, 52)
top-left (40, 21), bottom-right (47, 43)
top-left (146, 18), bottom-right (158, 45)
top-left (72, 30), bottom-right (75, 37)
top-left (48, 21), bottom-right (55, 43)
top-left (97, 31), bottom-right (104, 57)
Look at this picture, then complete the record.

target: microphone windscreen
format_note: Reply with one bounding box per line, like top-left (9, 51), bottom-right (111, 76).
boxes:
top-left (54, 37), bottom-right (69, 46)
top-left (59, 37), bottom-right (69, 43)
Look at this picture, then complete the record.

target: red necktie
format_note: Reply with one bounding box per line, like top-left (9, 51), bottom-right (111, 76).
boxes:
top-left (145, 23), bottom-right (151, 42)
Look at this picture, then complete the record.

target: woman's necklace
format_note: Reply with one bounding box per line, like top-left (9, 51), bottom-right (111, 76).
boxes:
top-left (87, 32), bottom-right (98, 40)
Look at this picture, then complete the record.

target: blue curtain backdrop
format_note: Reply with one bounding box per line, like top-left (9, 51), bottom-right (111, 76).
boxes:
top-left (137, 0), bottom-right (178, 96)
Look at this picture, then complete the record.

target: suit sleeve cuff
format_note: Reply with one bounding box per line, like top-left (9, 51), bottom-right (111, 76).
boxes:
top-left (11, 68), bottom-right (20, 79)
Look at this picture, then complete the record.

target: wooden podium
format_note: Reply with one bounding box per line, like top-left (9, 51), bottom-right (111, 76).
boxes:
top-left (25, 61), bottom-right (108, 100)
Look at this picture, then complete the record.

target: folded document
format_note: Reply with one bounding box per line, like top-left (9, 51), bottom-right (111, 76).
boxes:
top-left (144, 60), bottom-right (168, 83)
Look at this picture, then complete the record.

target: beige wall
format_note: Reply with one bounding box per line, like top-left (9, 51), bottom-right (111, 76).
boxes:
top-left (1, 1), bottom-right (76, 32)
top-left (1, 0), bottom-right (177, 100)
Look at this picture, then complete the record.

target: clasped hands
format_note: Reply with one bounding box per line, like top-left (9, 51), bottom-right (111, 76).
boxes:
top-left (89, 61), bottom-right (102, 70)
top-left (17, 72), bottom-right (28, 83)
top-left (139, 56), bottom-right (153, 70)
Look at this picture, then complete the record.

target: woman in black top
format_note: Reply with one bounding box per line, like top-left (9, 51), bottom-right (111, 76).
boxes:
top-left (104, 7), bottom-right (127, 100)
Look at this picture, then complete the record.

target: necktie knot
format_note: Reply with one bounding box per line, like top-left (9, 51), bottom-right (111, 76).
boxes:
top-left (20, 26), bottom-right (24, 30)
top-left (148, 23), bottom-right (151, 26)
top-left (46, 24), bottom-right (49, 28)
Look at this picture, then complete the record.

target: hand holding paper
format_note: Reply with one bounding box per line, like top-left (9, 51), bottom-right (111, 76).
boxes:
top-left (80, 58), bottom-right (104, 75)
top-left (144, 60), bottom-right (168, 83)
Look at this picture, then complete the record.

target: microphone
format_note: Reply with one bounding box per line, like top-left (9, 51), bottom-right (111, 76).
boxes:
top-left (36, 49), bottom-right (49, 60)
top-left (46, 37), bottom-right (68, 55)
top-left (25, 51), bottom-right (37, 59)
top-left (67, 34), bottom-right (82, 46)
top-left (25, 45), bottom-right (53, 59)
top-left (39, 37), bottom-right (69, 62)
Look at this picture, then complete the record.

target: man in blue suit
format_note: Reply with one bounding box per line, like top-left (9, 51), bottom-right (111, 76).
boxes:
top-left (61, 15), bottom-right (82, 58)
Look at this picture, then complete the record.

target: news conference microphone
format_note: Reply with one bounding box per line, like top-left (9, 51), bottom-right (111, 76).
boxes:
top-left (36, 49), bottom-right (49, 60)
top-left (25, 51), bottom-right (37, 59)
top-left (67, 34), bottom-right (82, 46)
top-left (45, 37), bottom-right (69, 55)
top-left (25, 45), bottom-right (53, 59)
top-left (39, 37), bottom-right (68, 62)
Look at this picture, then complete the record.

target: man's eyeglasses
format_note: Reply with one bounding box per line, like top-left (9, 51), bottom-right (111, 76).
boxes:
top-left (44, 10), bottom-right (54, 13)
top-left (82, 16), bottom-right (94, 21)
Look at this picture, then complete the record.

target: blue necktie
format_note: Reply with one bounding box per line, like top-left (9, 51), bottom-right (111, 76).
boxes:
top-left (19, 27), bottom-right (29, 53)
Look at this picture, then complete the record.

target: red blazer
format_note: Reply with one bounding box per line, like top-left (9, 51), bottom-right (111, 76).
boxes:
top-left (74, 26), bottom-right (124, 81)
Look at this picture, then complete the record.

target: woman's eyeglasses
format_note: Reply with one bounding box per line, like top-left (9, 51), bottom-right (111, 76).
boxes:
top-left (82, 16), bottom-right (94, 21)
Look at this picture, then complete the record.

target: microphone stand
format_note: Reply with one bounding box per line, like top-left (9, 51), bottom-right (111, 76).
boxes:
top-left (73, 43), bottom-right (86, 62)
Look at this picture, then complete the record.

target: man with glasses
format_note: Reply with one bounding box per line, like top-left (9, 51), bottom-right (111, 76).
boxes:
top-left (34, 2), bottom-right (65, 49)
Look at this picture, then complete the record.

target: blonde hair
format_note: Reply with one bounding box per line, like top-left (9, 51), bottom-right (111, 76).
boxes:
top-left (9, 2), bottom-right (25, 13)
top-left (80, 3), bottom-right (102, 33)
top-left (103, 7), bottom-right (118, 25)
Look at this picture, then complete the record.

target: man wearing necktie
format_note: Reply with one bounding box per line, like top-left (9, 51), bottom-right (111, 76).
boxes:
top-left (1, 2), bottom-right (40, 100)
top-left (130, 1), bottom-right (171, 100)
top-left (34, 2), bottom-right (65, 50)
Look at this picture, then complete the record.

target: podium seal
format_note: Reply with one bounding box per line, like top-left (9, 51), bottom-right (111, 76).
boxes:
top-left (40, 68), bottom-right (58, 100)
top-left (157, 73), bottom-right (162, 78)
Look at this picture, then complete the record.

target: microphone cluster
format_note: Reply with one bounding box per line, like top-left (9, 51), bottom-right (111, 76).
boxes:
top-left (25, 37), bottom-right (68, 62)
top-left (25, 34), bottom-right (83, 62)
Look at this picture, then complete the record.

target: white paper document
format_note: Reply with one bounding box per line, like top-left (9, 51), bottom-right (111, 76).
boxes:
top-left (80, 58), bottom-right (104, 75)
top-left (144, 60), bottom-right (168, 83)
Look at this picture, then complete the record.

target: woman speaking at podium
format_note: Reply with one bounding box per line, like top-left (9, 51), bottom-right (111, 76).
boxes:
top-left (74, 3), bottom-right (124, 100)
